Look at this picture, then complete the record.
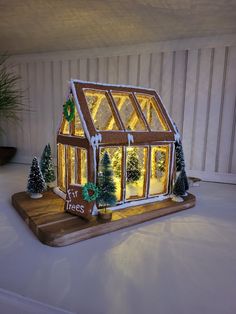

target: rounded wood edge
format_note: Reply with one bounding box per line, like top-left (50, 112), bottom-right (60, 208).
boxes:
top-left (38, 193), bottom-right (196, 247)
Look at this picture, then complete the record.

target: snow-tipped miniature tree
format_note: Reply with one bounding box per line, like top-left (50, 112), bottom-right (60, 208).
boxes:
top-left (175, 141), bottom-right (185, 172)
top-left (173, 169), bottom-right (186, 196)
top-left (126, 147), bottom-right (141, 183)
top-left (40, 144), bottom-right (56, 187)
top-left (173, 140), bottom-right (189, 197)
top-left (97, 151), bottom-right (117, 211)
top-left (27, 157), bottom-right (46, 198)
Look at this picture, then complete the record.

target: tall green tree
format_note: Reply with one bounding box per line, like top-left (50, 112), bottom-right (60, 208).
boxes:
top-left (175, 141), bottom-right (185, 172)
top-left (173, 141), bottom-right (189, 196)
top-left (126, 147), bottom-right (141, 183)
top-left (40, 144), bottom-right (56, 186)
top-left (97, 151), bottom-right (117, 210)
top-left (27, 157), bottom-right (46, 195)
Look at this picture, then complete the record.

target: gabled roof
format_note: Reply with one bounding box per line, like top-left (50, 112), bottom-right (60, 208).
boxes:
top-left (71, 80), bottom-right (177, 146)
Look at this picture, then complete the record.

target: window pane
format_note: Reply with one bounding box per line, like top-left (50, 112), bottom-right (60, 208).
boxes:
top-left (67, 146), bottom-right (76, 185)
top-left (74, 110), bottom-right (85, 137)
top-left (60, 117), bottom-right (70, 135)
top-left (136, 94), bottom-right (169, 131)
top-left (111, 92), bottom-right (147, 131)
top-left (126, 146), bottom-right (147, 200)
top-left (57, 143), bottom-right (66, 192)
top-left (84, 89), bottom-right (118, 131)
top-left (149, 145), bottom-right (169, 195)
top-left (76, 148), bottom-right (87, 185)
top-left (99, 147), bottom-right (122, 203)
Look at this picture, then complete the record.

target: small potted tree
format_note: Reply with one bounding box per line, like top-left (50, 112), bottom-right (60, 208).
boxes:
top-left (27, 157), bottom-right (46, 199)
top-left (0, 54), bottom-right (25, 165)
top-left (97, 151), bottom-right (117, 221)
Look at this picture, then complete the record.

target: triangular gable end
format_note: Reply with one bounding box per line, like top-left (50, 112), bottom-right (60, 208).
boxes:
top-left (58, 81), bottom-right (91, 139)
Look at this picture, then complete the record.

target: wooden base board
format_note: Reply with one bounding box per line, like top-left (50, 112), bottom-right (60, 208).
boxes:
top-left (12, 191), bottom-right (196, 247)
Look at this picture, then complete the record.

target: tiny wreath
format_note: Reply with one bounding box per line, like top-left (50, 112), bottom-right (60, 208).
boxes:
top-left (63, 98), bottom-right (75, 122)
top-left (82, 182), bottom-right (99, 202)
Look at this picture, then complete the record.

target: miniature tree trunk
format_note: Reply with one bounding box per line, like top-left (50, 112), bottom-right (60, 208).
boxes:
top-left (97, 151), bottom-right (117, 211)
top-left (40, 144), bottom-right (56, 186)
top-left (27, 157), bottom-right (46, 198)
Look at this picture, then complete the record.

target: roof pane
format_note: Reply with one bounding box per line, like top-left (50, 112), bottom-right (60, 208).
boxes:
top-left (135, 94), bottom-right (169, 131)
top-left (84, 90), bottom-right (119, 131)
top-left (111, 92), bottom-right (147, 131)
top-left (60, 117), bottom-right (70, 134)
top-left (74, 110), bottom-right (85, 137)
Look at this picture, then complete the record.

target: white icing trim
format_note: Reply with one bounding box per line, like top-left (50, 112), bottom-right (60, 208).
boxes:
top-left (90, 133), bottom-right (102, 185)
top-left (70, 80), bottom-right (91, 140)
top-left (53, 187), bottom-right (66, 200)
top-left (127, 133), bottom-right (134, 146)
top-left (72, 79), bottom-right (156, 91)
top-left (171, 195), bottom-right (184, 202)
top-left (91, 133), bottom-right (102, 149)
top-left (108, 194), bottom-right (170, 211)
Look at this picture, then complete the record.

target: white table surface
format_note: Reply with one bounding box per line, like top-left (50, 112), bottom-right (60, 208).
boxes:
top-left (0, 164), bottom-right (236, 314)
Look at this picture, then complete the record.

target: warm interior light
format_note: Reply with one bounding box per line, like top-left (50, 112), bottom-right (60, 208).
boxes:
top-left (136, 94), bottom-right (169, 131)
top-left (67, 146), bottom-right (76, 185)
top-left (58, 143), bottom-right (66, 192)
top-left (58, 144), bottom-right (88, 191)
top-left (111, 92), bottom-right (147, 131)
top-left (149, 145), bottom-right (169, 195)
top-left (74, 110), bottom-right (85, 137)
top-left (84, 90), bottom-right (119, 131)
top-left (60, 117), bottom-right (70, 134)
top-left (125, 146), bottom-right (147, 200)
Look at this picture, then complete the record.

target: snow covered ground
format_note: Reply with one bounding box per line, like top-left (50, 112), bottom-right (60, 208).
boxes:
top-left (0, 163), bottom-right (236, 314)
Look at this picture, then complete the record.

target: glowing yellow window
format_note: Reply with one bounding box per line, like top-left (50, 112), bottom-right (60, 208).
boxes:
top-left (99, 147), bottom-right (122, 203)
top-left (60, 117), bottom-right (70, 135)
top-left (136, 94), bottom-right (169, 131)
top-left (57, 143), bottom-right (66, 192)
top-left (111, 92), bottom-right (147, 131)
top-left (73, 110), bottom-right (85, 137)
top-left (76, 148), bottom-right (88, 185)
top-left (149, 145), bottom-right (170, 195)
top-left (126, 146), bottom-right (148, 200)
top-left (67, 146), bottom-right (76, 185)
top-left (84, 89), bottom-right (118, 131)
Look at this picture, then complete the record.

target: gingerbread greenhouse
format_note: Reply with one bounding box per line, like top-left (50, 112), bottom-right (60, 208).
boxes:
top-left (56, 80), bottom-right (180, 211)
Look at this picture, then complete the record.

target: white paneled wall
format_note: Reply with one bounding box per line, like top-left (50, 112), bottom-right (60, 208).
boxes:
top-left (2, 35), bottom-right (236, 183)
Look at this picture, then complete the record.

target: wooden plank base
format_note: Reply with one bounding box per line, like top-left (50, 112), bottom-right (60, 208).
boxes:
top-left (12, 191), bottom-right (196, 247)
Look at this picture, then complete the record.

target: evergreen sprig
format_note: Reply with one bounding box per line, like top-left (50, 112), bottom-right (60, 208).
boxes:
top-left (0, 53), bottom-right (25, 132)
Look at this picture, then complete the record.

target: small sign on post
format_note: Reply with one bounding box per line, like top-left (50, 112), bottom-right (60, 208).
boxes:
top-left (64, 185), bottom-right (93, 219)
